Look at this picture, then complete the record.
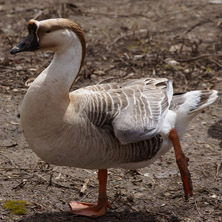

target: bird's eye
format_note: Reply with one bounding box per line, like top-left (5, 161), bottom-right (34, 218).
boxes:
top-left (45, 30), bottom-right (51, 33)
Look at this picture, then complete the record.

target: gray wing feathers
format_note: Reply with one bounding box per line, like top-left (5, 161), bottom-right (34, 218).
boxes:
top-left (112, 79), bottom-right (173, 144)
top-left (78, 78), bottom-right (173, 144)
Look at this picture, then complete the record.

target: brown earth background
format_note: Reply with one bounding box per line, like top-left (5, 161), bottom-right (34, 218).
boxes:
top-left (0, 0), bottom-right (222, 221)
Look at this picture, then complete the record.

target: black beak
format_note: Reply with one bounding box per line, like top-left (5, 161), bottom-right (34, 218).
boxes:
top-left (10, 31), bottom-right (39, 54)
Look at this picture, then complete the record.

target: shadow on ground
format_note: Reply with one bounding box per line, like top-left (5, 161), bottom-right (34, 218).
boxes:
top-left (208, 119), bottom-right (222, 148)
top-left (18, 210), bottom-right (179, 222)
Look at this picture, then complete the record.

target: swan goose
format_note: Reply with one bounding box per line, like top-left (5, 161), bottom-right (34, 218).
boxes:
top-left (10, 18), bottom-right (218, 217)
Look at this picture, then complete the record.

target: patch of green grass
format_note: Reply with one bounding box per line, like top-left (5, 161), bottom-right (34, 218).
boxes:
top-left (3, 200), bottom-right (28, 215)
top-left (206, 67), bottom-right (211, 72)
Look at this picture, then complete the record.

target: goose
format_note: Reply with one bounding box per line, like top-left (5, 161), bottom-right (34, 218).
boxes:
top-left (10, 18), bottom-right (218, 218)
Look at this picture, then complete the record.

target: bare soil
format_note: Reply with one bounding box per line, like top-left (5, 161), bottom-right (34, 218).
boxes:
top-left (0, 0), bottom-right (222, 221)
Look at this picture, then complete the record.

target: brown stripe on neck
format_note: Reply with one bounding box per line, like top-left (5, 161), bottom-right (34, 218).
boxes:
top-left (37, 18), bottom-right (86, 74)
top-left (56, 19), bottom-right (86, 73)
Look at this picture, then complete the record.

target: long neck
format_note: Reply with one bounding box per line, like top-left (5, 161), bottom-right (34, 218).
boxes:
top-left (45, 44), bottom-right (82, 95)
top-left (31, 38), bottom-right (82, 99)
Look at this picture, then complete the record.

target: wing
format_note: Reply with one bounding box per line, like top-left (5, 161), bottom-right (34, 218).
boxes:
top-left (72, 78), bottom-right (173, 144)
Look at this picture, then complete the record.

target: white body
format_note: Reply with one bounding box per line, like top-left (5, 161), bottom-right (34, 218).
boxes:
top-left (19, 20), bottom-right (218, 170)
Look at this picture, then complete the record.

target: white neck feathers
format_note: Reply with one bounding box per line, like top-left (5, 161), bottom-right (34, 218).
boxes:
top-left (32, 29), bottom-right (83, 96)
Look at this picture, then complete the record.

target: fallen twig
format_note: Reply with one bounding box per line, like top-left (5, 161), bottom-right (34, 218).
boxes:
top-left (0, 153), bottom-right (20, 168)
top-left (183, 19), bottom-right (213, 34)
top-left (2, 142), bottom-right (18, 148)
top-left (215, 161), bottom-right (222, 179)
top-left (209, 58), bottom-right (222, 69)
top-left (12, 179), bottom-right (27, 191)
top-left (177, 54), bottom-right (222, 62)
top-left (80, 179), bottom-right (89, 196)
top-left (110, 190), bottom-right (122, 205)
top-left (33, 173), bottom-right (79, 191)
top-left (126, 202), bottom-right (140, 212)
top-left (0, 64), bottom-right (19, 71)
top-left (86, 11), bottom-right (149, 19)
top-left (107, 29), bottom-right (147, 49)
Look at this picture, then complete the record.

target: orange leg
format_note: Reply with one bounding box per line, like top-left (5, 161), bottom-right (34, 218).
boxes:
top-left (169, 129), bottom-right (193, 200)
top-left (69, 169), bottom-right (110, 217)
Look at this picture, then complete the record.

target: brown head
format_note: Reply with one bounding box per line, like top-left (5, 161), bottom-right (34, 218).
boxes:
top-left (10, 18), bottom-right (86, 69)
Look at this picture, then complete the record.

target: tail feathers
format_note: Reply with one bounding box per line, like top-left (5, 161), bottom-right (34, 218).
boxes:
top-left (188, 90), bottom-right (218, 113)
top-left (171, 90), bottom-right (218, 115)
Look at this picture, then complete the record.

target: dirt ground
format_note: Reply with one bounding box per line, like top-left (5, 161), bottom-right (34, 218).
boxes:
top-left (0, 0), bottom-right (222, 221)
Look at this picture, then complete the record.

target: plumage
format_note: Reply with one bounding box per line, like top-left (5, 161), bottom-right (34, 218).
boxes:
top-left (73, 78), bottom-right (172, 145)
top-left (10, 18), bottom-right (218, 217)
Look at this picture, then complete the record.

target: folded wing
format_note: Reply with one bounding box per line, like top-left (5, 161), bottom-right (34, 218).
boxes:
top-left (72, 78), bottom-right (173, 144)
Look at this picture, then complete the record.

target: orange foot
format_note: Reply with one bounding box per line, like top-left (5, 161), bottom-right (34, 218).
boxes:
top-left (69, 201), bottom-right (110, 218)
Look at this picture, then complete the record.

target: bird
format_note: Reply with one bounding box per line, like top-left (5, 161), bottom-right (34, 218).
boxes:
top-left (10, 18), bottom-right (218, 218)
